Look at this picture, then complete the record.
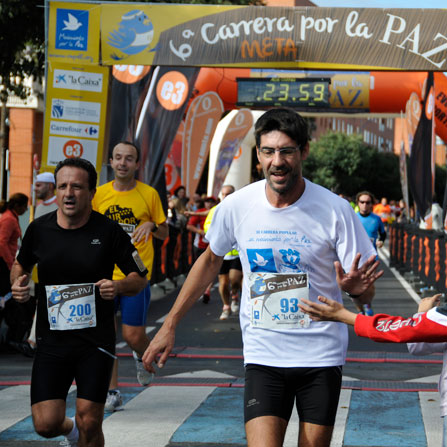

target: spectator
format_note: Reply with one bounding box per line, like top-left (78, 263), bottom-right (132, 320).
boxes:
top-left (0, 193), bottom-right (31, 351)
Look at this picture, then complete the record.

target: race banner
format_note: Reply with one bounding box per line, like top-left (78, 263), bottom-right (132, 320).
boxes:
top-left (42, 62), bottom-right (109, 172)
top-left (409, 72), bottom-right (435, 220)
top-left (97, 5), bottom-right (447, 71)
top-left (165, 121), bottom-right (184, 195)
top-left (107, 65), bottom-right (153, 161)
top-left (134, 67), bottom-right (200, 196)
top-left (211, 109), bottom-right (253, 199)
top-left (396, 117), bottom-right (410, 222)
top-left (182, 92), bottom-right (224, 198)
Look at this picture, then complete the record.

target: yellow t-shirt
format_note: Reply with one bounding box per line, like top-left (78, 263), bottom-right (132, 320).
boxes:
top-left (204, 205), bottom-right (238, 257)
top-left (92, 180), bottom-right (166, 280)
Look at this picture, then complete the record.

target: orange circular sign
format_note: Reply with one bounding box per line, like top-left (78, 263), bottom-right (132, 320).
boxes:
top-left (112, 65), bottom-right (151, 84)
top-left (63, 140), bottom-right (84, 158)
top-left (156, 71), bottom-right (189, 111)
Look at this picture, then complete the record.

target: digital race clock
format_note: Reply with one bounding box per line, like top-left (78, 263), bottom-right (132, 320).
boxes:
top-left (236, 77), bottom-right (330, 108)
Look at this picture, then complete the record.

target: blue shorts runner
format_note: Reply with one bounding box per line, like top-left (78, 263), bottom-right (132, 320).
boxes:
top-left (115, 282), bottom-right (151, 327)
top-left (244, 363), bottom-right (342, 426)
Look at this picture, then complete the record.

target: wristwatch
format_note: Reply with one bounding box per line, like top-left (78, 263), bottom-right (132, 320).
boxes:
top-left (345, 291), bottom-right (361, 298)
top-left (152, 223), bottom-right (158, 233)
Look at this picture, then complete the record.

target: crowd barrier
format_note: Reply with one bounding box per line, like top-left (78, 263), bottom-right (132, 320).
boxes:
top-left (389, 223), bottom-right (447, 293)
top-left (151, 229), bottom-right (194, 286)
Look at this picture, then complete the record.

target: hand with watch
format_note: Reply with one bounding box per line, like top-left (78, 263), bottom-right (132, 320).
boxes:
top-left (335, 253), bottom-right (384, 297)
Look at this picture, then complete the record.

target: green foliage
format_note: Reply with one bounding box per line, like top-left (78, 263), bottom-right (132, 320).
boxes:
top-left (303, 131), bottom-right (402, 200)
top-left (0, 0), bottom-right (45, 103)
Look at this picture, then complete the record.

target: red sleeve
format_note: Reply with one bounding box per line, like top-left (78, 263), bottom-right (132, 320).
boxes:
top-left (188, 215), bottom-right (199, 226)
top-left (354, 308), bottom-right (447, 343)
top-left (0, 215), bottom-right (15, 268)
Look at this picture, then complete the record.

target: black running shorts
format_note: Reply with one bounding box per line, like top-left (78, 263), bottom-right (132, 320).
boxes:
top-left (31, 342), bottom-right (115, 405)
top-left (219, 257), bottom-right (242, 275)
top-left (244, 363), bottom-right (342, 426)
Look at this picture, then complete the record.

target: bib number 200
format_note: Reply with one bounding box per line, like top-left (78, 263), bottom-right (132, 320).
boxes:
top-left (69, 303), bottom-right (92, 317)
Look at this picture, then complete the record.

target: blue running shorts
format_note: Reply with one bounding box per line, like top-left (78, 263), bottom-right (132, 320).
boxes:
top-left (115, 282), bottom-right (151, 327)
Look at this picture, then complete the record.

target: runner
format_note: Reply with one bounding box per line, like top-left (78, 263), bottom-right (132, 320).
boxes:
top-left (354, 190), bottom-right (387, 316)
top-left (92, 141), bottom-right (168, 412)
top-left (203, 185), bottom-right (242, 320)
top-left (10, 158), bottom-right (148, 447)
top-left (143, 108), bottom-right (382, 447)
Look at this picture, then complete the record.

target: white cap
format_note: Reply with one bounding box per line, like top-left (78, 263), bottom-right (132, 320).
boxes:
top-left (36, 172), bottom-right (55, 184)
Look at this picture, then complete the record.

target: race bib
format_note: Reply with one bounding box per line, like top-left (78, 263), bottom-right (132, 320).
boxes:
top-left (248, 272), bottom-right (310, 329)
top-left (119, 222), bottom-right (136, 236)
top-left (46, 284), bottom-right (97, 331)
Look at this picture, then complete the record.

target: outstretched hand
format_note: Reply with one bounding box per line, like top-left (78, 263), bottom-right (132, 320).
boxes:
top-left (299, 296), bottom-right (357, 325)
top-left (142, 324), bottom-right (176, 374)
top-left (335, 253), bottom-right (383, 297)
top-left (418, 294), bottom-right (442, 313)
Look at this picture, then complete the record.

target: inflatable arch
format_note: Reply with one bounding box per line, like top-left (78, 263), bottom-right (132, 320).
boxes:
top-left (194, 68), bottom-right (447, 143)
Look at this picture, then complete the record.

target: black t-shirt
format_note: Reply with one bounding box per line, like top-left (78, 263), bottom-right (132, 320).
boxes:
top-left (17, 210), bottom-right (148, 347)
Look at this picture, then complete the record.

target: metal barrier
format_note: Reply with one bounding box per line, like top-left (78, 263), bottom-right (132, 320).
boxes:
top-left (389, 223), bottom-right (447, 293)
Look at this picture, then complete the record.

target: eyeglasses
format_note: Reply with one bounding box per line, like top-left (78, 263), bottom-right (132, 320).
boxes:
top-left (258, 146), bottom-right (300, 157)
top-left (359, 200), bottom-right (372, 204)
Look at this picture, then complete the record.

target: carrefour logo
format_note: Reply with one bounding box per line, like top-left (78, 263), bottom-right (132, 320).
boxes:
top-left (53, 69), bottom-right (103, 92)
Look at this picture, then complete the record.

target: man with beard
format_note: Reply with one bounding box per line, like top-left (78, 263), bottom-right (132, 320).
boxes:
top-left (34, 172), bottom-right (58, 219)
top-left (143, 108), bottom-right (382, 447)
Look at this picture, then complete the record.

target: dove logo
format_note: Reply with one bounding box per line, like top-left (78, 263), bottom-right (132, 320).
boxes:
top-left (247, 249), bottom-right (277, 272)
top-left (55, 9), bottom-right (89, 51)
top-left (108, 10), bottom-right (159, 61)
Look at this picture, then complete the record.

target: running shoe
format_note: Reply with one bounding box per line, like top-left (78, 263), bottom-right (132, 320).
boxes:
top-left (104, 390), bottom-right (123, 412)
top-left (59, 437), bottom-right (78, 446)
top-left (133, 351), bottom-right (154, 386)
top-left (230, 299), bottom-right (240, 314)
top-left (202, 292), bottom-right (210, 304)
top-left (219, 307), bottom-right (231, 320)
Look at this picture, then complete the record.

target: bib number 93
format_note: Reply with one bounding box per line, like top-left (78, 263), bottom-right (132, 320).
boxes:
top-left (280, 298), bottom-right (299, 313)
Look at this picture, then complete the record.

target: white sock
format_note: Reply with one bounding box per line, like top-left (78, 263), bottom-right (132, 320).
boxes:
top-left (66, 416), bottom-right (79, 441)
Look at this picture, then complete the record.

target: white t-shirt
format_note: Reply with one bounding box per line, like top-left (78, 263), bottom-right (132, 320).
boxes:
top-left (207, 179), bottom-right (376, 368)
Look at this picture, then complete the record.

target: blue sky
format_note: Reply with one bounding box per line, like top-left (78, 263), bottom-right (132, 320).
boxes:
top-left (314, 0), bottom-right (446, 7)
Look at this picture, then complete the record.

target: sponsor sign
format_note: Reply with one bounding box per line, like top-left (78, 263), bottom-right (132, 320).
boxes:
top-left (55, 9), bottom-right (89, 51)
top-left (53, 69), bottom-right (103, 92)
top-left (182, 92), bottom-right (224, 198)
top-left (48, 2), bottom-right (101, 65)
top-left (211, 109), bottom-right (253, 198)
top-left (49, 121), bottom-right (100, 139)
top-left (47, 136), bottom-right (98, 166)
top-left (42, 62), bottom-right (109, 173)
top-left (51, 98), bottom-right (101, 123)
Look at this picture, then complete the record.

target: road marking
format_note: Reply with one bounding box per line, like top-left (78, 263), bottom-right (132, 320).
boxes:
top-left (156, 314), bottom-right (168, 323)
top-left (379, 247), bottom-right (421, 304)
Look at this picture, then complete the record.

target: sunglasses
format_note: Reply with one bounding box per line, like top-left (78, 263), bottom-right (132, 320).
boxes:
top-left (359, 200), bottom-right (372, 204)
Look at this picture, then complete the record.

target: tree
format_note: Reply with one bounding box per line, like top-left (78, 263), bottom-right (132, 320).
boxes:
top-left (303, 131), bottom-right (402, 200)
top-left (0, 0), bottom-right (45, 104)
